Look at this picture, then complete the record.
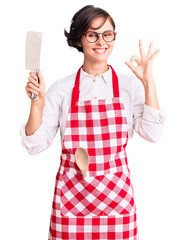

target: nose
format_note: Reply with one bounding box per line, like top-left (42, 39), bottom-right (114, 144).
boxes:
top-left (96, 33), bottom-right (106, 45)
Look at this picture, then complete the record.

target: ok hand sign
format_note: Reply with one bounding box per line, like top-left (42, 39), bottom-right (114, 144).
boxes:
top-left (125, 39), bottom-right (160, 86)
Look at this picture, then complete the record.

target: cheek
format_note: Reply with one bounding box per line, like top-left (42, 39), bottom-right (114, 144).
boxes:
top-left (107, 44), bottom-right (114, 53)
top-left (82, 43), bottom-right (93, 53)
top-left (110, 42), bottom-right (114, 49)
top-left (81, 38), bottom-right (93, 51)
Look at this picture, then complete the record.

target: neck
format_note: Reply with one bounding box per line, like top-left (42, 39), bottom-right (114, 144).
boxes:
top-left (82, 61), bottom-right (109, 77)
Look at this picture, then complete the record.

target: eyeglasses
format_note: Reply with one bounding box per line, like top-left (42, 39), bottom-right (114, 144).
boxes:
top-left (83, 30), bottom-right (117, 43)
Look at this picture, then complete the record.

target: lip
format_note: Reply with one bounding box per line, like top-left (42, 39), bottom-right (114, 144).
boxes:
top-left (92, 48), bottom-right (108, 55)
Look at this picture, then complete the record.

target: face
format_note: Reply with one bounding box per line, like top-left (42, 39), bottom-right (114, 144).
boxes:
top-left (78, 17), bottom-right (115, 64)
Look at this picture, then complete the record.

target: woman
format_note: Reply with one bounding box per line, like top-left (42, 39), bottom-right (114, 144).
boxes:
top-left (21, 5), bottom-right (165, 240)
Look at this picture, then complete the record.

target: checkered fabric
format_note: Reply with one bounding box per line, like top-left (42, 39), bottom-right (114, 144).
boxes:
top-left (48, 66), bottom-right (138, 239)
top-left (49, 213), bottom-right (138, 240)
top-left (60, 171), bottom-right (136, 217)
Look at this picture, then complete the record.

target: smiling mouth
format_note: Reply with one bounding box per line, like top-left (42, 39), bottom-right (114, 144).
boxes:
top-left (92, 48), bottom-right (107, 55)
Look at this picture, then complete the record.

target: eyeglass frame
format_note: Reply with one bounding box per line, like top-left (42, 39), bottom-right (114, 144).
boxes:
top-left (82, 30), bottom-right (117, 43)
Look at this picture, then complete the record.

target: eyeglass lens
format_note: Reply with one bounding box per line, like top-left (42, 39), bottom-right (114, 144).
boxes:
top-left (86, 31), bottom-right (115, 43)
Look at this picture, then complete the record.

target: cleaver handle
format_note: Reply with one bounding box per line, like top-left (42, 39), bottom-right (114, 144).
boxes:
top-left (31, 69), bottom-right (39, 99)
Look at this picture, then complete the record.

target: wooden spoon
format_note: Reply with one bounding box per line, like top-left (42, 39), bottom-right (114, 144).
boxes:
top-left (75, 148), bottom-right (90, 177)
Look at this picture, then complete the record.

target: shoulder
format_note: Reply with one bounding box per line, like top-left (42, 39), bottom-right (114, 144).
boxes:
top-left (57, 72), bottom-right (77, 88)
top-left (46, 72), bottom-right (77, 96)
top-left (117, 71), bottom-right (143, 92)
top-left (115, 70), bottom-right (145, 103)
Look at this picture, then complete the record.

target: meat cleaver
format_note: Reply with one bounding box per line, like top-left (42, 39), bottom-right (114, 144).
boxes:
top-left (25, 31), bottom-right (42, 99)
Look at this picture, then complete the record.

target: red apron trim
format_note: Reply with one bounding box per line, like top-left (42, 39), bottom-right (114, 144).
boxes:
top-left (71, 65), bottom-right (119, 107)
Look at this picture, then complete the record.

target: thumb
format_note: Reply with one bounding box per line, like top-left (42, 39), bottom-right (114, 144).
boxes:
top-left (37, 70), bottom-right (44, 85)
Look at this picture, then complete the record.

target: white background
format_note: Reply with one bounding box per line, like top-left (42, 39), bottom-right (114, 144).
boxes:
top-left (0, 0), bottom-right (186, 239)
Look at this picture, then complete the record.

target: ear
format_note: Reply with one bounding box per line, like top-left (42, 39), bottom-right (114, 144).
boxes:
top-left (77, 40), bottom-right (82, 47)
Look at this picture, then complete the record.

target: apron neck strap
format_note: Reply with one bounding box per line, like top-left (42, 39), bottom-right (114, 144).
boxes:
top-left (108, 65), bottom-right (119, 98)
top-left (71, 65), bottom-right (119, 106)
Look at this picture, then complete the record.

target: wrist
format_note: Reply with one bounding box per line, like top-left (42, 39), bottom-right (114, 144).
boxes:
top-left (142, 78), bottom-right (156, 89)
top-left (143, 79), bottom-right (160, 110)
top-left (31, 99), bottom-right (45, 111)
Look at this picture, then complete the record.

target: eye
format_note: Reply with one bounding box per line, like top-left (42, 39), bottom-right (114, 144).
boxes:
top-left (103, 31), bottom-right (113, 37)
top-left (87, 32), bottom-right (97, 38)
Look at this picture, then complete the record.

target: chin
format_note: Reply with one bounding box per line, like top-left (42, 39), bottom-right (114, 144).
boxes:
top-left (93, 52), bottom-right (111, 61)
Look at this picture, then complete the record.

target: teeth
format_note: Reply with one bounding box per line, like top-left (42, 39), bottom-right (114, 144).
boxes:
top-left (94, 48), bottom-right (106, 53)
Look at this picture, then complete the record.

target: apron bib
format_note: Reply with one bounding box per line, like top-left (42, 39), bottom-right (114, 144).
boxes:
top-left (48, 66), bottom-right (138, 240)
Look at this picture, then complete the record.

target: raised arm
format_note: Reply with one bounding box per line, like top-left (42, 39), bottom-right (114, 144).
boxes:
top-left (21, 72), bottom-right (60, 154)
top-left (25, 71), bottom-right (45, 135)
top-left (125, 40), bottom-right (165, 142)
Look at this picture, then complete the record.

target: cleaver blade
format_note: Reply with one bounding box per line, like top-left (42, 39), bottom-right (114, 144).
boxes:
top-left (25, 31), bottom-right (42, 99)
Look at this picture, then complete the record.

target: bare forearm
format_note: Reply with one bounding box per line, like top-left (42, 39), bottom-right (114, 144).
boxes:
top-left (25, 70), bottom-right (45, 136)
top-left (25, 102), bottom-right (44, 136)
top-left (143, 79), bottom-right (160, 110)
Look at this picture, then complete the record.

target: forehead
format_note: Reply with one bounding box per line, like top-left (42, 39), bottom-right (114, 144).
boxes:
top-left (88, 17), bottom-right (114, 31)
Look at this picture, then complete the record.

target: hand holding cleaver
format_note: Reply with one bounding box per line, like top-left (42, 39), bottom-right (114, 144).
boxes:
top-left (25, 31), bottom-right (42, 99)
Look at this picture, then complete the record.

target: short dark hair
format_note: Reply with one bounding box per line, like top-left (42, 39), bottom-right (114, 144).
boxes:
top-left (64, 5), bottom-right (116, 53)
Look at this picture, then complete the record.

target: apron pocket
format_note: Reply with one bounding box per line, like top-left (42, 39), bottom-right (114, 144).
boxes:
top-left (60, 171), bottom-right (136, 217)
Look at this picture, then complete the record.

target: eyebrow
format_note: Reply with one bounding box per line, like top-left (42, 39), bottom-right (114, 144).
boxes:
top-left (88, 29), bottom-right (113, 32)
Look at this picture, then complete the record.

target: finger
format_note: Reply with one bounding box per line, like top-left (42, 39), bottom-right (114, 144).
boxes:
top-left (27, 82), bottom-right (41, 92)
top-left (26, 91), bottom-right (32, 99)
top-left (28, 76), bottom-right (40, 87)
top-left (29, 71), bottom-right (44, 86)
top-left (147, 42), bottom-right (153, 59)
top-left (139, 39), bottom-right (146, 58)
top-left (25, 85), bottom-right (40, 96)
top-left (125, 61), bottom-right (136, 72)
top-left (29, 71), bottom-right (37, 80)
top-left (130, 55), bottom-right (140, 65)
top-left (150, 49), bottom-right (160, 62)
